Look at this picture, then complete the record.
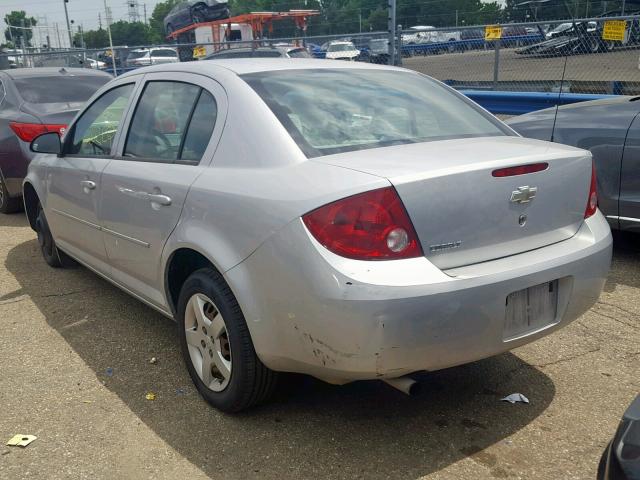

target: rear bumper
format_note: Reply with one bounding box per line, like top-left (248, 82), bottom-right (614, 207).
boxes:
top-left (226, 211), bottom-right (612, 383)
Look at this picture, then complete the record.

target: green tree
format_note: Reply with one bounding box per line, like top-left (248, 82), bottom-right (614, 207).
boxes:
top-left (109, 20), bottom-right (153, 46)
top-left (74, 28), bottom-right (110, 49)
top-left (4, 11), bottom-right (37, 47)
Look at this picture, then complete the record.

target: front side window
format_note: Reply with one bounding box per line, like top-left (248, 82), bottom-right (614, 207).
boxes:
top-left (124, 81), bottom-right (216, 164)
top-left (243, 69), bottom-right (509, 158)
top-left (67, 83), bottom-right (134, 156)
top-left (151, 49), bottom-right (178, 58)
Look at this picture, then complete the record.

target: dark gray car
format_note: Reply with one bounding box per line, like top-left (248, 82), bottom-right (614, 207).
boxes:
top-left (507, 97), bottom-right (640, 233)
top-left (0, 68), bottom-right (111, 213)
top-left (164, 0), bottom-right (230, 35)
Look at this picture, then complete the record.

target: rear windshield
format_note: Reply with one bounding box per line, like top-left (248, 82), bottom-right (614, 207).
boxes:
top-left (287, 48), bottom-right (310, 58)
top-left (127, 50), bottom-right (148, 59)
top-left (151, 49), bottom-right (177, 57)
top-left (14, 75), bottom-right (110, 104)
top-left (242, 69), bottom-right (509, 158)
top-left (327, 44), bottom-right (355, 52)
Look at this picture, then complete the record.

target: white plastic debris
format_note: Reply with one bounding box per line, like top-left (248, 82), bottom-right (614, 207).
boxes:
top-left (501, 393), bottom-right (529, 404)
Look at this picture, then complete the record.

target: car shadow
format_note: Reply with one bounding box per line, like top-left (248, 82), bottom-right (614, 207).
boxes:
top-left (5, 237), bottom-right (556, 479)
top-left (603, 231), bottom-right (640, 292)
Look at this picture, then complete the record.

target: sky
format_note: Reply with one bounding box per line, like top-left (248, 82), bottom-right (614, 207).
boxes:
top-left (1, 0), bottom-right (165, 47)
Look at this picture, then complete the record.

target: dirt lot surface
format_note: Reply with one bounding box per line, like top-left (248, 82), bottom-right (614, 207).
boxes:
top-left (0, 213), bottom-right (638, 479)
top-left (404, 47), bottom-right (640, 89)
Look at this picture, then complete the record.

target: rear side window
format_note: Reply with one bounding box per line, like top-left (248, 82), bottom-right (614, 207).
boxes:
top-left (180, 91), bottom-right (217, 163)
top-left (14, 75), bottom-right (109, 104)
top-left (124, 81), bottom-right (216, 164)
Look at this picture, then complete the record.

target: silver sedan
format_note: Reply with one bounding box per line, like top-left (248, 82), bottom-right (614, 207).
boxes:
top-left (24, 60), bottom-right (612, 412)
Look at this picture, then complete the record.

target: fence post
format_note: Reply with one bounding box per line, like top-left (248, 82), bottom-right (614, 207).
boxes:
top-left (493, 39), bottom-right (501, 90)
top-left (387, 0), bottom-right (396, 66)
top-left (396, 24), bottom-right (403, 66)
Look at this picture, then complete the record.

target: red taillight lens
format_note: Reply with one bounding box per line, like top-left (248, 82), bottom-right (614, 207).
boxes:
top-left (302, 187), bottom-right (423, 261)
top-left (492, 163), bottom-right (548, 177)
top-left (585, 162), bottom-right (598, 218)
top-left (9, 122), bottom-right (66, 142)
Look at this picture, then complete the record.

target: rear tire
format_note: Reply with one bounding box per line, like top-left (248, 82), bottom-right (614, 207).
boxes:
top-left (35, 203), bottom-right (76, 268)
top-left (177, 268), bottom-right (278, 412)
top-left (0, 177), bottom-right (22, 214)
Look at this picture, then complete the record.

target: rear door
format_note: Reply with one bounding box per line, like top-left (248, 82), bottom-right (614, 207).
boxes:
top-left (619, 113), bottom-right (640, 232)
top-left (99, 72), bottom-right (226, 308)
top-left (46, 79), bottom-right (138, 273)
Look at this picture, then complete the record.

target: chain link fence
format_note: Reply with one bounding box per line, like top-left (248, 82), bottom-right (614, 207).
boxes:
top-left (1, 15), bottom-right (639, 98)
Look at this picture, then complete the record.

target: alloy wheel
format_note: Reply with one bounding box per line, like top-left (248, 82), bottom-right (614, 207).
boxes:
top-left (184, 293), bottom-right (232, 392)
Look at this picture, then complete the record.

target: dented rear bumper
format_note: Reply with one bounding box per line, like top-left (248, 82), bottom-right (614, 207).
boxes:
top-left (225, 212), bottom-right (612, 384)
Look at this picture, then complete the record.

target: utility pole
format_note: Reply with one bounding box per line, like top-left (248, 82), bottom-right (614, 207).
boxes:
top-left (455, 10), bottom-right (459, 27)
top-left (104, 0), bottom-right (117, 76)
top-left (55, 22), bottom-right (62, 49)
top-left (98, 13), bottom-right (102, 29)
top-left (143, 4), bottom-right (147, 24)
top-left (63, 0), bottom-right (73, 49)
top-left (622, 0), bottom-right (626, 15)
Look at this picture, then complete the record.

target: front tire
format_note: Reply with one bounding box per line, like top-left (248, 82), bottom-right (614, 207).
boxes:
top-left (177, 268), bottom-right (278, 412)
top-left (0, 177), bottom-right (22, 214)
top-left (35, 204), bottom-right (75, 268)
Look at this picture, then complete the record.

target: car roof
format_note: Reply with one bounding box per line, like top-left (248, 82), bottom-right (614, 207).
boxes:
top-left (122, 58), bottom-right (402, 77)
top-left (2, 67), bottom-right (112, 79)
top-left (329, 41), bottom-right (353, 45)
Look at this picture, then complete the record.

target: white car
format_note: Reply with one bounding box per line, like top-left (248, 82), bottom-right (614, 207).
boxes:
top-left (325, 41), bottom-right (360, 61)
top-left (85, 58), bottom-right (107, 69)
top-left (125, 47), bottom-right (179, 67)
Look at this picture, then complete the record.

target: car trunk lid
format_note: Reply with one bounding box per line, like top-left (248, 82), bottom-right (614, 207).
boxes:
top-left (313, 136), bottom-right (591, 269)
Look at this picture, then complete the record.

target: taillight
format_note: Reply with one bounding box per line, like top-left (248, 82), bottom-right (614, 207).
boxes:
top-left (585, 162), bottom-right (598, 218)
top-left (302, 187), bottom-right (423, 261)
top-left (9, 122), bottom-right (66, 142)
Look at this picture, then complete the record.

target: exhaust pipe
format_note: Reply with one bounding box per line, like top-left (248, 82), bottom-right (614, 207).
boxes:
top-left (383, 376), bottom-right (421, 396)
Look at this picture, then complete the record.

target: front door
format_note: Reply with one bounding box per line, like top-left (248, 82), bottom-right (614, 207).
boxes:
top-left (620, 113), bottom-right (640, 232)
top-left (99, 74), bottom-right (223, 309)
top-left (46, 82), bottom-right (136, 273)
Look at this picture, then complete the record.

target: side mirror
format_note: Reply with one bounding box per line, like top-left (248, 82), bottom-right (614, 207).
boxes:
top-left (30, 132), bottom-right (61, 155)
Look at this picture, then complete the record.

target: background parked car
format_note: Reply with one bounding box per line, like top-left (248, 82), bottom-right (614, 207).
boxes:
top-left (204, 45), bottom-right (310, 59)
top-left (125, 47), bottom-right (180, 67)
top-left (0, 68), bottom-right (111, 213)
top-left (507, 96), bottom-right (640, 233)
top-left (366, 38), bottom-right (390, 63)
top-left (325, 41), bottom-right (360, 60)
top-left (597, 395), bottom-right (640, 480)
top-left (164, 0), bottom-right (230, 35)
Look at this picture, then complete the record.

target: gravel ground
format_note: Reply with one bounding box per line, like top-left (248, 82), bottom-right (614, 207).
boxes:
top-left (403, 47), bottom-right (640, 90)
top-left (0, 213), bottom-right (638, 480)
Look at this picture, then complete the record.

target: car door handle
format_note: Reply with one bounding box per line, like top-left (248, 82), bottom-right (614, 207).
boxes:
top-left (146, 194), bottom-right (172, 206)
top-left (116, 186), bottom-right (172, 206)
top-left (80, 180), bottom-right (96, 190)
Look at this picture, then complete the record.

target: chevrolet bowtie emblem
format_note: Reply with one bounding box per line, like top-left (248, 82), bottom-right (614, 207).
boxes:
top-left (510, 186), bottom-right (537, 204)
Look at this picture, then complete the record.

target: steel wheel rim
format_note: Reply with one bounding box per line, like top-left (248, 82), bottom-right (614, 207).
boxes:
top-left (184, 293), bottom-right (232, 392)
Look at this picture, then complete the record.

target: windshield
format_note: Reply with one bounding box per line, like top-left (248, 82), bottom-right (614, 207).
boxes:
top-left (551, 23), bottom-right (572, 33)
top-left (243, 69), bottom-right (509, 158)
top-left (14, 75), bottom-right (110, 104)
top-left (328, 44), bottom-right (355, 52)
top-left (369, 39), bottom-right (388, 51)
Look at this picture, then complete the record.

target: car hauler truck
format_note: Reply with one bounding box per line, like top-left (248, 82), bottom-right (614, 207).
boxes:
top-left (166, 10), bottom-right (319, 61)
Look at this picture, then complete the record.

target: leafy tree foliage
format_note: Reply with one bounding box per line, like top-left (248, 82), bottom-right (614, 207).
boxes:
top-left (4, 11), bottom-right (37, 46)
